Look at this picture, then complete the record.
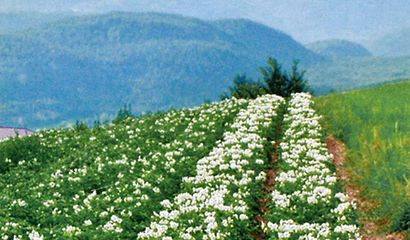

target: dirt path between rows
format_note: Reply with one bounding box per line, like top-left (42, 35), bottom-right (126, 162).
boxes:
top-left (326, 135), bottom-right (407, 240)
top-left (253, 147), bottom-right (279, 240)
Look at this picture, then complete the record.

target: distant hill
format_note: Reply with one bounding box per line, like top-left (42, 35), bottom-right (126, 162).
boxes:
top-left (0, 12), bottom-right (322, 128)
top-left (370, 27), bottom-right (410, 57)
top-left (304, 38), bottom-right (410, 94)
top-left (306, 55), bottom-right (410, 94)
top-left (4, 1), bottom-right (410, 44)
top-left (306, 39), bottom-right (372, 58)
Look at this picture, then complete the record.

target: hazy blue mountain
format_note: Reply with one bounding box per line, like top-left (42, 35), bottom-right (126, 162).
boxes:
top-left (0, 12), bottom-right (322, 128)
top-left (306, 39), bottom-right (372, 58)
top-left (370, 27), bottom-right (410, 57)
top-left (2, 1), bottom-right (410, 44)
top-left (306, 56), bottom-right (410, 94)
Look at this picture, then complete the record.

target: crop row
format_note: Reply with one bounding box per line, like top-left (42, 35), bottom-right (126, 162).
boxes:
top-left (0, 93), bottom-right (362, 239)
top-left (0, 98), bottom-right (247, 239)
top-left (138, 94), bottom-right (284, 239)
top-left (262, 93), bottom-right (361, 239)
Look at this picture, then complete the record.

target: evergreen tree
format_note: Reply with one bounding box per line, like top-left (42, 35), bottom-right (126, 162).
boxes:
top-left (260, 58), bottom-right (287, 96)
top-left (228, 74), bottom-right (265, 99)
top-left (225, 57), bottom-right (310, 99)
top-left (287, 60), bottom-right (309, 95)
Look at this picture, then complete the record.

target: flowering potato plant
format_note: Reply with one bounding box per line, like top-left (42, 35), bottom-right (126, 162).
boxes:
top-left (0, 98), bottom-right (246, 239)
top-left (138, 94), bottom-right (284, 239)
top-left (263, 93), bottom-right (361, 239)
top-left (0, 93), bottom-right (361, 239)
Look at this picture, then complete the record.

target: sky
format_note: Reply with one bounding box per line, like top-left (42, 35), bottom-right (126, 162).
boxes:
top-left (1, 0), bottom-right (410, 44)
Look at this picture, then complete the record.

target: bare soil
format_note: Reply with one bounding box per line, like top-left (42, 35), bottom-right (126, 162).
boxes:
top-left (253, 141), bottom-right (280, 240)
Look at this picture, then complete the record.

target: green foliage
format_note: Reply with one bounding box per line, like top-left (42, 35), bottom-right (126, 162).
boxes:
top-left (0, 136), bottom-right (43, 174)
top-left (261, 58), bottom-right (309, 97)
top-left (0, 98), bottom-right (247, 238)
top-left (394, 201), bottom-right (410, 232)
top-left (113, 104), bottom-right (133, 124)
top-left (223, 74), bottom-right (265, 99)
top-left (287, 61), bottom-right (310, 94)
top-left (74, 121), bottom-right (88, 131)
top-left (263, 94), bottom-right (360, 238)
top-left (226, 58), bottom-right (310, 99)
top-left (315, 81), bottom-right (410, 233)
top-left (259, 58), bottom-right (287, 97)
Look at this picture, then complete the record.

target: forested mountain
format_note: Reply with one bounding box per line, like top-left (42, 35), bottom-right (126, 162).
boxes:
top-left (0, 12), bottom-right (322, 128)
top-left (306, 39), bottom-right (372, 58)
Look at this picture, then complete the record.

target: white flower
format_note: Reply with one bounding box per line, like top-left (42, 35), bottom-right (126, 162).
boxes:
top-left (62, 225), bottom-right (81, 235)
top-left (84, 220), bottom-right (92, 226)
top-left (111, 215), bottom-right (122, 224)
top-left (42, 200), bottom-right (54, 207)
top-left (255, 159), bottom-right (264, 165)
top-left (28, 230), bottom-right (43, 240)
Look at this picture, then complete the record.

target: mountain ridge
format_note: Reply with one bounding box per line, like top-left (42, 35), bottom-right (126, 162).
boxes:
top-left (0, 11), bottom-right (322, 128)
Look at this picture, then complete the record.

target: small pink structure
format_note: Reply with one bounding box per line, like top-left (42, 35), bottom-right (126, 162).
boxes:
top-left (0, 127), bottom-right (34, 140)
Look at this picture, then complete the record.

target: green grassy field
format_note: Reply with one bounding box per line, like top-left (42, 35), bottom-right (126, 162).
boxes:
top-left (315, 81), bottom-right (410, 234)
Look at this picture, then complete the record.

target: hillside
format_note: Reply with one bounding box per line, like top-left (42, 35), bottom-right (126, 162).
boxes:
top-left (0, 12), bottom-right (322, 129)
top-left (370, 27), bottom-right (410, 57)
top-left (306, 39), bottom-right (372, 58)
top-left (316, 81), bottom-right (410, 235)
top-left (0, 93), bottom-right (361, 238)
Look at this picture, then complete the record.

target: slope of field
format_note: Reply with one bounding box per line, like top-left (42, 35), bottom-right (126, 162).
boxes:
top-left (0, 12), bottom-right (322, 129)
top-left (315, 81), bottom-right (410, 234)
top-left (0, 94), bottom-right (360, 239)
top-left (0, 97), bottom-right (249, 238)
